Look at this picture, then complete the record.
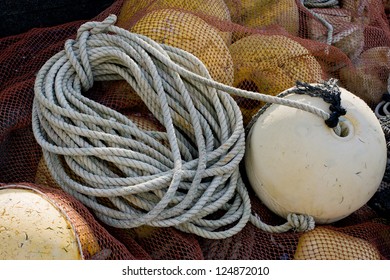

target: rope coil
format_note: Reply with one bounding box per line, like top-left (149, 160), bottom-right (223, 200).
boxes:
top-left (31, 15), bottom-right (345, 239)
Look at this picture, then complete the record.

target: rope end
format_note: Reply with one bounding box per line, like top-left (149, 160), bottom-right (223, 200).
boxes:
top-left (287, 213), bottom-right (316, 232)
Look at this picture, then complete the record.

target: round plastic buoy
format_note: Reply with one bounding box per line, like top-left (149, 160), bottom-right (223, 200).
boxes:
top-left (0, 187), bottom-right (83, 259)
top-left (244, 85), bottom-right (387, 224)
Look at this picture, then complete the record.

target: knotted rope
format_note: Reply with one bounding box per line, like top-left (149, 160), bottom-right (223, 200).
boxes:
top-left (32, 15), bottom-right (345, 239)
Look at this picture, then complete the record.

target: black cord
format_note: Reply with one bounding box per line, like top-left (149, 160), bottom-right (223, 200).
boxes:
top-left (292, 79), bottom-right (347, 128)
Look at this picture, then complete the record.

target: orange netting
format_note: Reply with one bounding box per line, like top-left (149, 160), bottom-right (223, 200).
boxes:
top-left (0, 0), bottom-right (389, 260)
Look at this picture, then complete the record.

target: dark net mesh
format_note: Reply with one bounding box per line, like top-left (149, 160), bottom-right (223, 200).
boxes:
top-left (0, 0), bottom-right (389, 259)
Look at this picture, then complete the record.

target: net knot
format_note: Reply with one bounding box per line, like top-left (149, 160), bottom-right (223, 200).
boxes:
top-left (286, 213), bottom-right (316, 232)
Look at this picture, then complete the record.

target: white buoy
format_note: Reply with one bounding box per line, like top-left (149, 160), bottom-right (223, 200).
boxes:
top-left (0, 187), bottom-right (82, 259)
top-left (245, 85), bottom-right (387, 224)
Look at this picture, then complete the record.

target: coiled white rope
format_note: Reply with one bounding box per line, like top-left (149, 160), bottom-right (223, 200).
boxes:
top-left (31, 15), bottom-right (341, 239)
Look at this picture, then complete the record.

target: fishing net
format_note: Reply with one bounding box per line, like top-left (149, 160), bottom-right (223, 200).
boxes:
top-left (0, 0), bottom-right (389, 259)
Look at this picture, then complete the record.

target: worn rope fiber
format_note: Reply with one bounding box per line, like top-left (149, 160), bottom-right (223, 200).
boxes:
top-left (31, 15), bottom-right (340, 239)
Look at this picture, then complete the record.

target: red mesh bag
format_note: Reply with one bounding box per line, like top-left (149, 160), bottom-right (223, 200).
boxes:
top-left (1, 0), bottom-right (390, 260)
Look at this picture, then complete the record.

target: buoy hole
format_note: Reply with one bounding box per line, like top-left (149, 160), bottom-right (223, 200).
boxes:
top-left (339, 122), bottom-right (350, 137)
top-left (333, 118), bottom-right (354, 139)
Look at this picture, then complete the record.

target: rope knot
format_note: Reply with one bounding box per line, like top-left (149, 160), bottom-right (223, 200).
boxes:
top-left (286, 213), bottom-right (315, 232)
top-left (325, 111), bottom-right (342, 128)
top-left (77, 14), bottom-right (117, 38)
top-left (64, 15), bottom-right (119, 92)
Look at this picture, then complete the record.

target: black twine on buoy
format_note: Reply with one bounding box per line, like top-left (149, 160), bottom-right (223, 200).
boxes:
top-left (293, 79), bottom-right (347, 128)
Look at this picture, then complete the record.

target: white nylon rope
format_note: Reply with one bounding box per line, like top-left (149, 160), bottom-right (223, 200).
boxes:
top-left (31, 15), bottom-right (337, 239)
